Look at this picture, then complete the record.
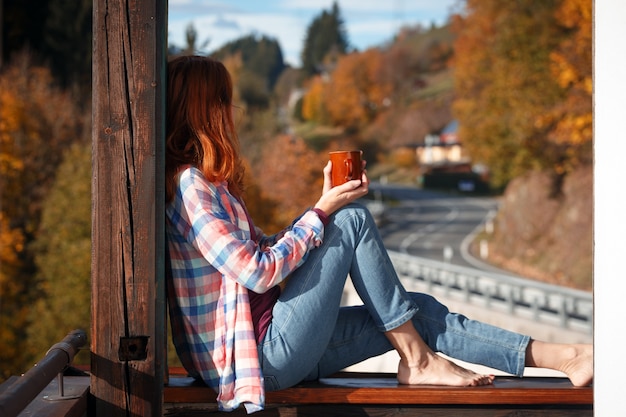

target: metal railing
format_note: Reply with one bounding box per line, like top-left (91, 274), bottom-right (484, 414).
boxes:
top-left (0, 329), bottom-right (87, 417)
top-left (388, 251), bottom-right (593, 334)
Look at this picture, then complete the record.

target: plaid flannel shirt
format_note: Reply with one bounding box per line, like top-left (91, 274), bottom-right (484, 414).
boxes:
top-left (166, 166), bottom-right (324, 413)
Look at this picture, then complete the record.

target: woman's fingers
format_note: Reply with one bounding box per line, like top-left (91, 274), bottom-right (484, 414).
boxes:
top-left (322, 161), bottom-right (333, 194)
top-left (337, 178), bottom-right (369, 199)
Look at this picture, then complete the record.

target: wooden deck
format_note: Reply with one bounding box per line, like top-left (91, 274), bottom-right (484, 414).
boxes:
top-left (164, 371), bottom-right (593, 417)
top-left (1, 369), bottom-right (592, 417)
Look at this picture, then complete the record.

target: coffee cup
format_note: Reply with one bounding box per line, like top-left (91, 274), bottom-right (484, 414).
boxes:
top-left (329, 150), bottom-right (363, 186)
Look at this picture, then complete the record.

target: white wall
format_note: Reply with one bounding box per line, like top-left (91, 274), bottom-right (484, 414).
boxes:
top-left (594, 1), bottom-right (626, 415)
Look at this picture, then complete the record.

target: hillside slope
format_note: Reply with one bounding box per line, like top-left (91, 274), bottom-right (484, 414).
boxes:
top-left (479, 166), bottom-right (593, 291)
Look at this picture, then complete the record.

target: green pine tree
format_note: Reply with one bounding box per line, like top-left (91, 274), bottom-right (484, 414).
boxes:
top-left (25, 141), bottom-right (92, 366)
top-left (301, 1), bottom-right (349, 76)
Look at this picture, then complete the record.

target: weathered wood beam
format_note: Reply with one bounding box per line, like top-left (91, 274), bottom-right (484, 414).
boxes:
top-left (91, 0), bottom-right (167, 415)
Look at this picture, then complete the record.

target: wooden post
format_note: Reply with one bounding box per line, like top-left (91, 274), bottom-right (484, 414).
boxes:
top-left (91, 0), bottom-right (167, 416)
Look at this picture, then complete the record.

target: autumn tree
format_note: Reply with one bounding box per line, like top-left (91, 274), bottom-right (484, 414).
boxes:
top-left (390, 24), bottom-right (455, 77)
top-left (301, 75), bottom-right (329, 124)
top-left (25, 141), bottom-right (92, 365)
top-left (302, 48), bottom-right (394, 131)
top-left (0, 53), bottom-right (85, 241)
top-left (301, 22), bottom-right (458, 144)
top-left (452, 0), bottom-right (591, 190)
top-left (221, 53), bottom-right (288, 174)
top-left (0, 213), bottom-right (25, 380)
top-left (0, 53), bottom-right (88, 377)
top-left (542, 0), bottom-right (592, 169)
top-left (251, 134), bottom-right (326, 231)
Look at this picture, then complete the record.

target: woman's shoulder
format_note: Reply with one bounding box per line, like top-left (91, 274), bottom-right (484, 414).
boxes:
top-left (174, 167), bottom-right (241, 220)
top-left (175, 166), bottom-right (234, 212)
top-left (178, 166), bottom-right (227, 190)
top-left (178, 165), bottom-right (202, 181)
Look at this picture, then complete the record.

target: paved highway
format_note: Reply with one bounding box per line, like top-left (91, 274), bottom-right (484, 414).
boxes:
top-left (369, 182), bottom-right (514, 275)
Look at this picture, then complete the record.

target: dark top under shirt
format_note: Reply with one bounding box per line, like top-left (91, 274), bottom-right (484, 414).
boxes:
top-left (246, 207), bottom-right (328, 345)
top-left (248, 287), bottom-right (280, 344)
top-left (241, 197), bottom-right (280, 345)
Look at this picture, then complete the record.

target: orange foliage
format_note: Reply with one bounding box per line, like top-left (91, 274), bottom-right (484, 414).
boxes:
top-left (301, 75), bottom-right (328, 123)
top-left (0, 53), bottom-right (86, 231)
top-left (0, 205), bottom-right (26, 379)
top-left (451, 0), bottom-right (591, 187)
top-left (221, 53), bottom-right (244, 106)
top-left (543, 0), bottom-right (592, 148)
top-left (0, 212), bottom-right (24, 287)
top-left (247, 134), bottom-right (326, 232)
top-left (0, 52), bottom-right (88, 378)
top-left (322, 49), bottom-right (394, 129)
top-left (391, 147), bottom-right (417, 168)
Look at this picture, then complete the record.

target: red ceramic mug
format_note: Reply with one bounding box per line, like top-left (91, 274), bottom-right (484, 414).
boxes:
top-left (329, 150), bottom-right (363, 186)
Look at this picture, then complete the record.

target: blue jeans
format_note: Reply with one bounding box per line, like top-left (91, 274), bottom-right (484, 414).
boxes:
top-left (258, 203), bottom-right (530, 391)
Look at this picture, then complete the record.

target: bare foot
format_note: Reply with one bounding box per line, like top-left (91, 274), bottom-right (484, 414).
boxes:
top-left (397, 353), bottom-right (495, 387)
top-left (558, 344), bottom-right (593, 387)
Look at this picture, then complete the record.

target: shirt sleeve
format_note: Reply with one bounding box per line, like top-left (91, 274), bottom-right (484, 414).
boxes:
top-left (172, 167), bottom-right (324, 293)
top-left (256, 207), bottom-right (326, 249)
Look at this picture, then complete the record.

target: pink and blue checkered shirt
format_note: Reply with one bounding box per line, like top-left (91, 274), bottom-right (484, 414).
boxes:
top-left (166, 166), bottom-right (324, 413)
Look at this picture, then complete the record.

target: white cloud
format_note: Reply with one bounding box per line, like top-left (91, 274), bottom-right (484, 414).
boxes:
top-left (167, 0), bottom-right (457, 66)
top-left (168, 0), bottom-right (242, 16)
top-left (276, 0), bottom-right (456, 17)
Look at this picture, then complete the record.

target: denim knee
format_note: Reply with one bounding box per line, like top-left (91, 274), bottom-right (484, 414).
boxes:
top-left (409, 292), bottom-right (448, 313)
top-left (330, 202), bottom-right (375, 229)
top-left (333, 202), bottom-right (368, 216)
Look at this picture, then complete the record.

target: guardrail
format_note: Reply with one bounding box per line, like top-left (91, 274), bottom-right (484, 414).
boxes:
top-left (388, 251), bottom-right (593, 334)
top-left (0, 329), bottom-right (87, 417)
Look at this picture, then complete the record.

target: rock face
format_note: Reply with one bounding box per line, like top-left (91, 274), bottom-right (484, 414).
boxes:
top-left (486, 166), bottom-right (593, 290)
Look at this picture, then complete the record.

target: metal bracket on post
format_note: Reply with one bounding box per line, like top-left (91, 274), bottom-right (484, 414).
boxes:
top-left (119, 336), bottom-right (149, 361)
top-left (43, 372), bottom-right (82, 401)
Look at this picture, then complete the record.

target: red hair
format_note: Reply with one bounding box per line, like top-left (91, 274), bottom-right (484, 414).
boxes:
top-left (165, 55), bottom-right (245, 201)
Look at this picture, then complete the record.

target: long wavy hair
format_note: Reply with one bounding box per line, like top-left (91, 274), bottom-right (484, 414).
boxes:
top-left (165, 55), bottom-right (245, 202)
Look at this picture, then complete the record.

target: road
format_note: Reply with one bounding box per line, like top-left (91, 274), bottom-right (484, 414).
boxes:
top-left (370, 182), bottom-right (515, 274)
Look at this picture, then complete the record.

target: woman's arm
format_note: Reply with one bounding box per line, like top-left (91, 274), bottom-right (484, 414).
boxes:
top-left (171, 167), bottom-right (324, 293)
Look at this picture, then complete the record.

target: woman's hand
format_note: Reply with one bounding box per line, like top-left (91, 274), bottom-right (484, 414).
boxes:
top-left (314, 160), bottom-right (369, 216)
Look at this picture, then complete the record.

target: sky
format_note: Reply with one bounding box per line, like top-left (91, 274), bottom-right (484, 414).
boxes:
top-left (168, 0), bottom-right (459, 67)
